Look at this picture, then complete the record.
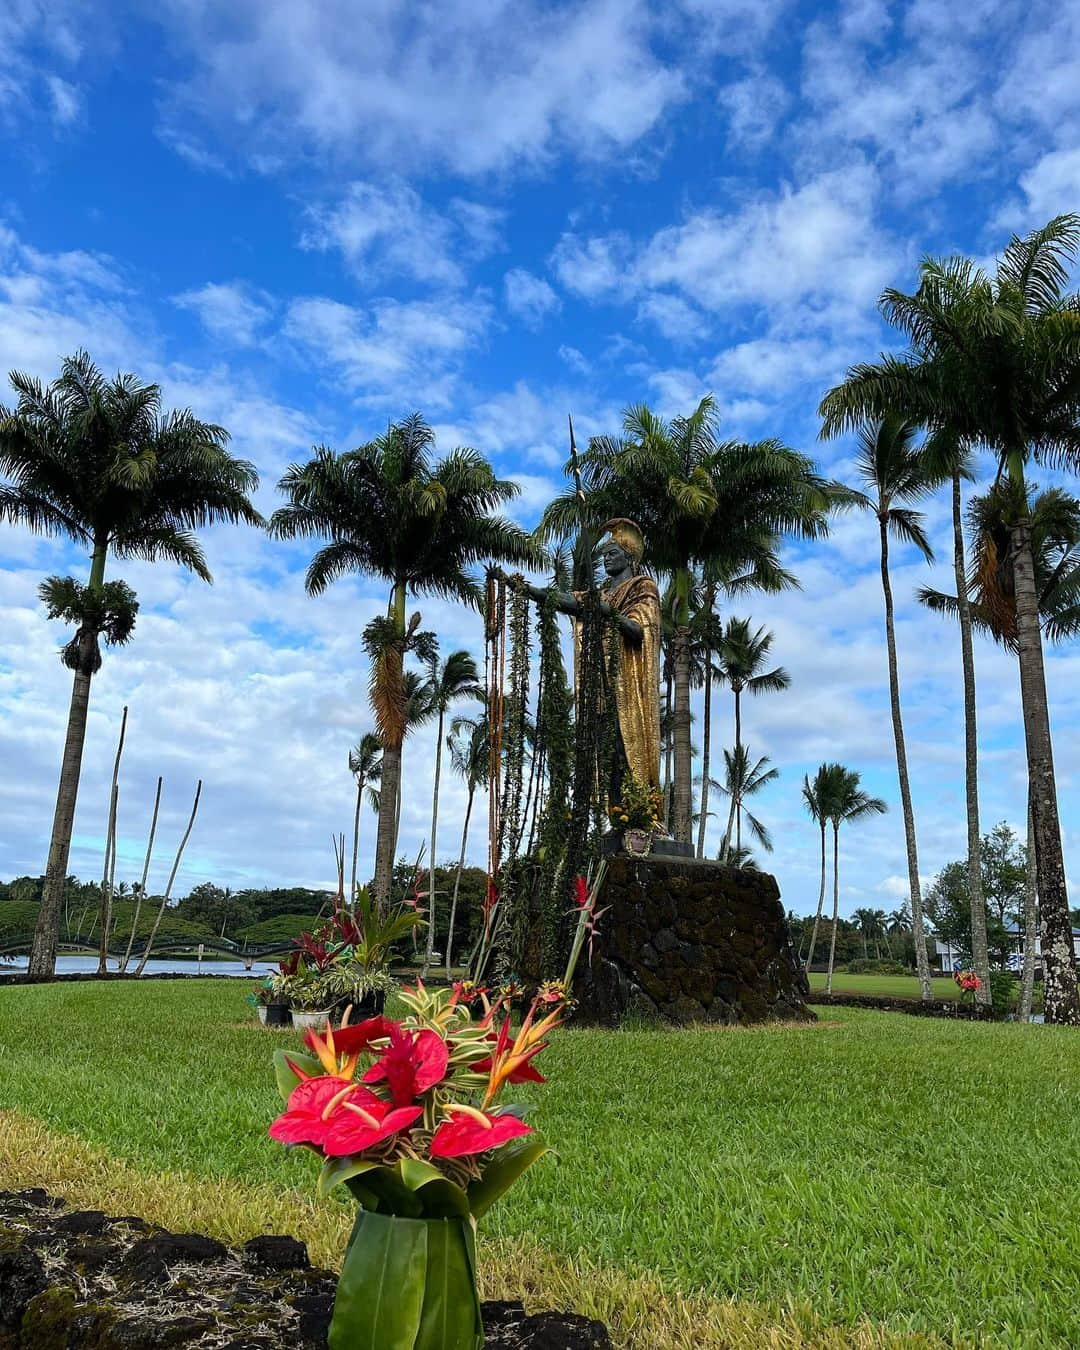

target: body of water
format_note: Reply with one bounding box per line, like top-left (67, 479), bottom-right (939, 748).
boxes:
top-left (1, 955), bottom-right (277, 978)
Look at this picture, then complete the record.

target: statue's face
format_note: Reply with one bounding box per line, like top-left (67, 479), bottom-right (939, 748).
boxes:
top-left (600, 541), bottom-right (631, 577)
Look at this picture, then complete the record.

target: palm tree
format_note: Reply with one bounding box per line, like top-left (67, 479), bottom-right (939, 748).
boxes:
top-left (270, 414), bottom-right (539, 910)
top-left (347, 734), bottom-right (382, 902)
top-left (820, 216), bottom-right (1080, 1023)
top-left (826, 415), bottom-right (935, 998)
top-left (422, 650), bottom-right (481, 974)
top-left (387, 665), bottom-right (437, 876)
top-left (718, 745), bottom-right (778, 861)
top-left (825, 770), bottom-right (888, 993)
top-left (802, 762), bottom-right (846, 971)
top-left (715, 618), bottom-right (790, 856)
top-left (445, 708), bottom-right (490, 976)
top-left (0, 352), bottom-right (261, 977)
top-left (540, 397), bottom-right (831, 843)
top-left (921, 481), bottom-right (1080, 1020)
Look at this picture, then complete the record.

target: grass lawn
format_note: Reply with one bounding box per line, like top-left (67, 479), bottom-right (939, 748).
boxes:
top-left (807, 972), bottom-right (961, 1000)
top-left (2, 979), bottom-right (1078, 1348)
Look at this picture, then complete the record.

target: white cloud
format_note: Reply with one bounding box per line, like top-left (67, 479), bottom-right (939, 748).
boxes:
top-left (1003, 148), bottom-right (1080, 231)
top-left (503, 268), bottom-right (561, 327)
top-left (717, 71), bottom-right (790, 150)
top-left (558, 344), bottom-right (591, 375)
top-left (550, 232), bottom-right (633, 299)
top-left (45, 74), bottom-right (82, 126)
top-left (155, 0), bottom-right (685, 176)
top-left (300, 181), bottom-right (498, 288)
top-left (173, 281), bottom-right (273, 347)
top-left (282, 294), bottom-right (491, 410)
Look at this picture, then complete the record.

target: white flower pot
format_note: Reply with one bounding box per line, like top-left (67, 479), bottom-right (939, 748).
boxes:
top-left (290, 1008), bottom-right (332, 1032)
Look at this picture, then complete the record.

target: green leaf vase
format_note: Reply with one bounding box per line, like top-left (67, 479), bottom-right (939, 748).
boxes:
top-left (329, 1208), bottom-right (484, 1350)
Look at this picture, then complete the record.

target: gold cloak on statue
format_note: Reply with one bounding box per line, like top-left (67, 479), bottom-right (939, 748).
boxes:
top-left (574, 574), bottom-right (662, 791)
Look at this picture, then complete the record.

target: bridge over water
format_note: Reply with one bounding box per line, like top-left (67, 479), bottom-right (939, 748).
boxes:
top-left (0, 934), bottom-right (297, 970)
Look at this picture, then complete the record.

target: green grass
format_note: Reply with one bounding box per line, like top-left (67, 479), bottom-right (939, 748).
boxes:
top-left (807, 972), bottom-right (961, 999)
top-left (1, 980), bottom-right (1077, 1347)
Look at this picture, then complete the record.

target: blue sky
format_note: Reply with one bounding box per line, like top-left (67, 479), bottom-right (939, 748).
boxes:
top-left (1, 0), bottom-right (1079, 916)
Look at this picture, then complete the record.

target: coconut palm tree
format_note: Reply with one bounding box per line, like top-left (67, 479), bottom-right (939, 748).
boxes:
top-left (820, 216), bottom-right (1080, 1023)
top-left (802, 762), bottom-right (846, 971)
top-left (718, 745), bottom-right (778, 861)
top-left (826, 415), bottom-right (936, 998)
top-left (270, 414), bottom-right (539, 910)
top-left (422, 650), bottom-right (481, 974)
top-left (0, 351), bottom-right (261, 977)
top-left (715, 618), bottom-right (790, 857)
top-left (540, 396), bottom-right (832, 843)
top-left (445, 708), bottom-right (490, 977)
top-left (825, 770), bottom-right (888, 993)
top-left (347, 734), bottom-right (382, 902)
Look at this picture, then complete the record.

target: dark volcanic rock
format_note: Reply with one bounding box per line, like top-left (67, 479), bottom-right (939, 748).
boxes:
top-left (242, 1234), bottom-right (310, 1271)
top-left (0, 1191), bottom-right (611, 1349)
top-left (0, 1245), bottom-right (47, 1332)
top-left (570, 855), bottom-right (813, 1026)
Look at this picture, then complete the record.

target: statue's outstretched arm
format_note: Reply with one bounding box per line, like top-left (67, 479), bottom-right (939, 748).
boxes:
top-left (492, 571), bottom-right (642, 642)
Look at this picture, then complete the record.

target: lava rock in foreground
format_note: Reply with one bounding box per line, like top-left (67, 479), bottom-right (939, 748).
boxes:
top-left (0, 1189), bottom-right (610, 1349)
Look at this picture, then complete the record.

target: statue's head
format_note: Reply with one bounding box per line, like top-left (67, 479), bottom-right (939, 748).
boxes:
top-left (599, 519), bottom-right (644, 579)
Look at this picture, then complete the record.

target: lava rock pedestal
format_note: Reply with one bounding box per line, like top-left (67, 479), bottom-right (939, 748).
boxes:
top-left (575, 855), bottom-right (813, 1025)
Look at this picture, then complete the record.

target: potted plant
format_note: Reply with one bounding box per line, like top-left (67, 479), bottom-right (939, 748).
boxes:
top-left (606, 772), bottom-right (664, 857)
top-left (261, 963), bottom-right (298, 1027)
top-left (288, 966), bottom-right (336, 1031)
top-left (269, 981), bottom-right (563, 1350)
top-left (319, 963), bottom-right (398, 1022)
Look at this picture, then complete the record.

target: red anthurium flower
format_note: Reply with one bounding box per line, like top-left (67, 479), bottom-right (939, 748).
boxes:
top-left (269, 1076), bottom-right (376, 1148)
top-left (362, 1026), bottom-right (449, 1106)
top-left (322, 1098), bottom-right (424, 1157)
top-left (430, 1105), bottom-right (531, 1158)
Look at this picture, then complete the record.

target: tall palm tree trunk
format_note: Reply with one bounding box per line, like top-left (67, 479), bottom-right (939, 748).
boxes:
top-left (733, 684), bottom-right (743, 851)
top-left (445, 782), bottom-right (475, 978)
top-left (30, 541), bottom-right (108, 979)
top-left (952, 473), bottom-right (991, 1005)
top-left (372, 582), bottom-right (407, 913)
top-left (804, 821), bottom-right (828, 970)
top-left (878, 519), bottom-right (932, 999)
top-left (671, 625), bottom-right (693, 843)
top-left (825, 822), bottom-right (840, 993)
top-left (663, 670), bottom-right (673, 827)
top-left (1019, 792), bottom-right (1038, 1023)
top-left (423, 709), bottom-right (446, 975)
top-left (1011, 516), bottom-right (1079, 1023)
top-left (696, 647), bottom-right (713, 858)
top-left (30, 666), bottom-right (93, 977)
top-left (350, 778), bottom-right (363, 904)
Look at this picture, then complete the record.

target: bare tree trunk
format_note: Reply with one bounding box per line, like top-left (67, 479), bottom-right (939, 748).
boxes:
top-left (952, 473), bottom-right (991, 1005)
top-left (120, 776), bottom-right (162, 973)
top-left (445, 782), bottom-right (475, 978)
top-left (804, 821), bottom-right (828, 970)
top-left (879, 517), bottom-right (932, 999)
top-left (423, 708), bottom-right (446, 976)
top-left (1019, 792), bottom-right (1038, 1023)
top-left (350, 777), bottom-right (362, 905)
top-left (826, 823), bottom-right (840, 994)
top-left (135, 780), bottom-right (202, 976)
top-left (29, 666), bottom-right (94, 977)
top-left (97, 706), bottom-right (128, 975)
top-left (1011, 515), bottom-right (1078, 1022)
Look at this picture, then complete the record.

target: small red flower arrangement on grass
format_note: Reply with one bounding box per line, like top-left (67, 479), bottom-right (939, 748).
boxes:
top-left (269, 981), bottom-right (561, 1350)
top-left (953, 969), bottom-right (982, 1003)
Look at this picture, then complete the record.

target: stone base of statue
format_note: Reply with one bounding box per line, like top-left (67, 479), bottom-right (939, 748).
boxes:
top-left (600, 829), bottom-right (694, 859)
top-left (572, 855), bottom-right (813, 1025)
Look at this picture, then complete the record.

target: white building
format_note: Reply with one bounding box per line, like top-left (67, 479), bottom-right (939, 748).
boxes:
top-left (933, 926), bottom-right (1080, 973)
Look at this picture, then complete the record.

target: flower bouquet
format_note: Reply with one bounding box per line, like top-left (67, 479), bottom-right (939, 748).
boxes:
top-left (953, 969), bottom-right (982, 1003)
top-left (607, 772), bottom-right (664, 857)
top-left (269, 981), bottom-right (563, 1350)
